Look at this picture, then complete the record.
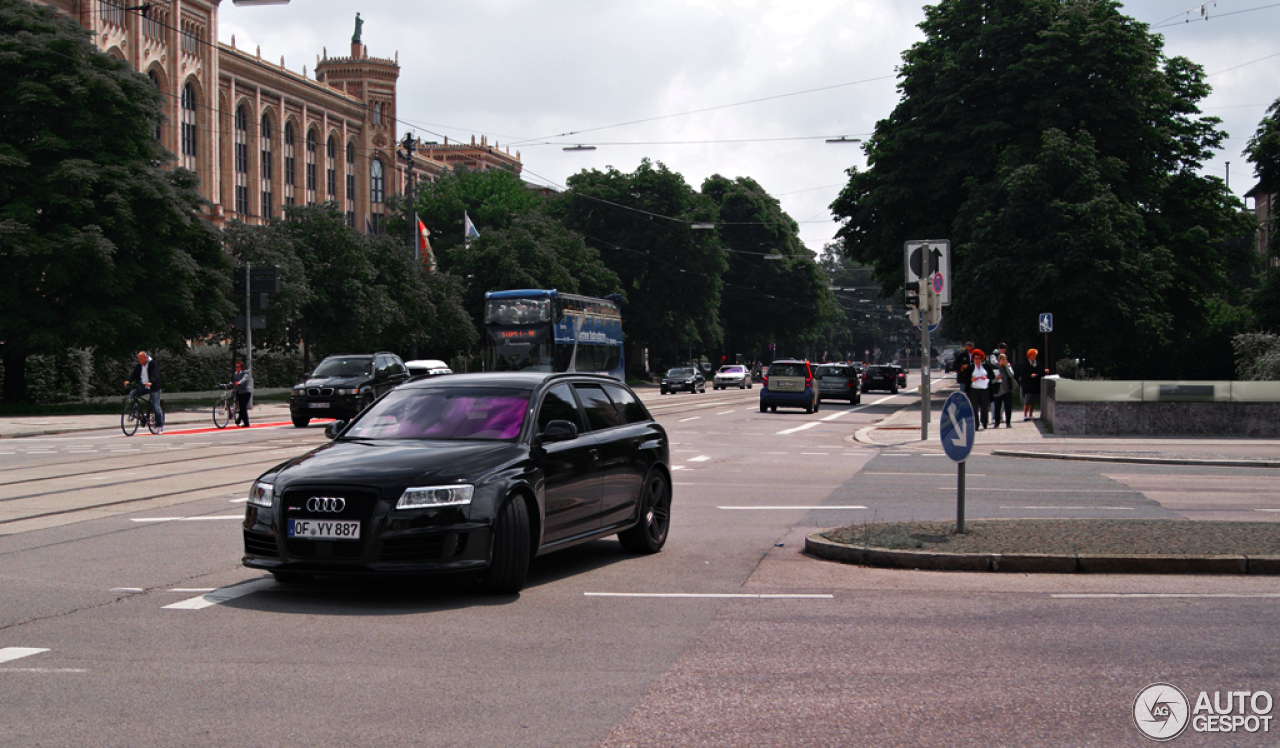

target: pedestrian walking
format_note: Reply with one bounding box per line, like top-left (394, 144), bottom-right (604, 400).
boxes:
top-left (955, 341), bottom-right (975, 393)
top-left (232, 360), bottom-right (252, 428)
top-left (124, 351), bottom-right (165, 434)
top-left (967, 348), bottom-right (993, 430)
top-left (992, 353), bottom-right (1017, 427)
top-left (1018, 348), bottom-right (1048, 420)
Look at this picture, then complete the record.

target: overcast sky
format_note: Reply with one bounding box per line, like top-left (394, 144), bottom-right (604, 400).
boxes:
top-left (220, 0), bottom-right (1280, 255)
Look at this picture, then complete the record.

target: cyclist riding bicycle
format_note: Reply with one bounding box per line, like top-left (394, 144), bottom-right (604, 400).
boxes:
top-left (124, 351), bottom-right (165, 434)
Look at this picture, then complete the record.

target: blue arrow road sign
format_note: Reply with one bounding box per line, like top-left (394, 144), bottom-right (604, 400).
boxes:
top-left (940, 391), bottom-right (975, 463)
top-left (1039, 313), bottom-right (1053, 333)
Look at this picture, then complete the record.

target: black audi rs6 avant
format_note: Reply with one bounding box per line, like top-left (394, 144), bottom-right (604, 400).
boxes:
top-left (242, 372), bottom-right (672, 593)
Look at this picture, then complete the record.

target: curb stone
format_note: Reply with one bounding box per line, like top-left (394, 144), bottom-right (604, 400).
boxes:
top-left (805, 532), bottom-right (1280, 575)
top-left (992, 449), bottom-right (1280, 469)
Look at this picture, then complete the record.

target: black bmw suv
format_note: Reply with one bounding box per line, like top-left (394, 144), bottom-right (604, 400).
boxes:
top-left (290, 352), bottom-right (409, 427)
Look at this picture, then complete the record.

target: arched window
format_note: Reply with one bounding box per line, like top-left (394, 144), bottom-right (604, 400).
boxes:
top-left (260, 114), bottom-right (273, 220)
top-left (283, 123), bottom-right (295, 206)
top-left (234, 106), bottom-right (250, 216)
top-left (326, 135), bottom-right (337, 199)
top-left (346, 141), bottom-right (356, 227)
top-left (372, 102), bottom-right (382, 126)
top-left (147, 71), bottom-right (162, 141)
top-left (180, 83), bottom-right (198, 171)
top-left (370, 158), bottom-right (384, 233)
top-left (305, 128), bottom-right (317, 204)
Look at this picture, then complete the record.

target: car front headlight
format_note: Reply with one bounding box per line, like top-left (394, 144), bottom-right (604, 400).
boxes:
top-left (336, 388), bottom-right (360, 396)
top-left (292, 386), bottom-right (305, 395)
top-left (396, 484), bottom-right (474, 510)
top-left (248, 480), bottom-right (274, 508)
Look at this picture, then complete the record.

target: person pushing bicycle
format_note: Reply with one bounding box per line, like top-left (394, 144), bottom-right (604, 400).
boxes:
top-left (124, 351), bottom-right (165, 434)
top-left (232, 360), bottom-right (252, 427)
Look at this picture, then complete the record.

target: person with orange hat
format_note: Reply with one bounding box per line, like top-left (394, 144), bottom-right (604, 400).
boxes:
top-left (1017, 348), bottom-right (1049, 420)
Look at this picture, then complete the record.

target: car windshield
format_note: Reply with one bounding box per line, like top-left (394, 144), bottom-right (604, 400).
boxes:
top-left (768, 363), bottom-right (807, 377)
top-left (343, 387), bottom-right (531, 441)
top-left (666, 368), bottom-right (695, 377)
top-left (867, 366), bottom-right (890, 376)
top-left (718, 366), bottom-right (743, 374)
top-left (312, 357), bottom-right (372, 378)
top-left (816, 366), bottom-right (846, 377)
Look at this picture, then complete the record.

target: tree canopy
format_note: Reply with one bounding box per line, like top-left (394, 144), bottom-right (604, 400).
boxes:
top-left (831, 0), bottom-right (1251, 377)
top-left (0, 0), bottom-right (231, 402)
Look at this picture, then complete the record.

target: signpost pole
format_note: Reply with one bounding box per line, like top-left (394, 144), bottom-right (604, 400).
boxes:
top-left (920, 250), bottom-right (932, 441)
top-left (957, 460), bottom-right (966, 534)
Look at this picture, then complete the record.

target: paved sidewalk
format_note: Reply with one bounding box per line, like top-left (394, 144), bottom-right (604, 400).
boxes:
top-left (856, 380), bottom-right (1280, 467)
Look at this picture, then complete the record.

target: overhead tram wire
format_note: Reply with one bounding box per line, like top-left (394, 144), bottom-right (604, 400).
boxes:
top-left (1151, 1), bottom-right (1280, 28)
top-left (504, 74), bottom-right (896, 148)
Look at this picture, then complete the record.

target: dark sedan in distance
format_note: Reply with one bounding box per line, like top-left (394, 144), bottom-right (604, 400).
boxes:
top-left (660, 367), bottom-right (705, 394)
top-left (243, 372), bottom-right (673, 594)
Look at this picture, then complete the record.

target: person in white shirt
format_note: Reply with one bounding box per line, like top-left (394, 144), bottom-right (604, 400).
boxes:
top-left (967, 347), bottom-right (993, 430)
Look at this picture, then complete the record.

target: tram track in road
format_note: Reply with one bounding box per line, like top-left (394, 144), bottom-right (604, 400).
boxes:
top-left (0, 435), bottom-right (322, 491)
top-left (0, 443), bottom-right (308, 508)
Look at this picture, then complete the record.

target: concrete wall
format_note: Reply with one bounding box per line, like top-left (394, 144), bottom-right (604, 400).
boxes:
top-left (1043, 380), bottom-right (1280, 436)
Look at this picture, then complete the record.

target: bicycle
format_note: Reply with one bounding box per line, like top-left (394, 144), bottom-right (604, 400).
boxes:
top-left (213, 383), bottom-right (235, 429)
top-left (121, 391), bottom-right (163, 436)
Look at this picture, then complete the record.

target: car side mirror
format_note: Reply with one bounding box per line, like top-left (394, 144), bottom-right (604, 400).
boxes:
top-left (325, 420), bottom-right (348, 439)
top-left (540, 419), bottom-right (579, 443)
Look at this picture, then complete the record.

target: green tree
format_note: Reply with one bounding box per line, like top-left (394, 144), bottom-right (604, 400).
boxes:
top-left (0, 0), bottom-right (232, 402)
top-left (830, 0), bottom-right (1249, 377)
top-left (1245, 97), bottom-right (1280, 332)
top-left (702, 175), bottom-right (839, 363)
top-left (558, 160), bottom-right (726, 372)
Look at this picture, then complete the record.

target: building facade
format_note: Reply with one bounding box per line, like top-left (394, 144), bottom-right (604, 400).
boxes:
top-left (39, 0), bottom-right (521, 230)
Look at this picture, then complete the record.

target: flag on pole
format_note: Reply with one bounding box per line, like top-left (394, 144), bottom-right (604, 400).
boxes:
top-left (418, 219), bottom-right (431, 252)
top-left (463, 211), bottom-right (480, 244)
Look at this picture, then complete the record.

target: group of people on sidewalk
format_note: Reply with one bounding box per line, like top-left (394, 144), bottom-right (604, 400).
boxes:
top-left (952, 342), bottom-right (1049, 430)
top-left (123, 351), bottom-right (253, 434)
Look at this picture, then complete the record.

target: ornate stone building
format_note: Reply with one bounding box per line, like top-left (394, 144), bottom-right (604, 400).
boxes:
top-left (38, 0), bottom-right (521, 230)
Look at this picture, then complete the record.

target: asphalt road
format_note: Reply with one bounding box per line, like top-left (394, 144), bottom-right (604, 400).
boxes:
top-left (1, 383), bottom-right (1278, 747)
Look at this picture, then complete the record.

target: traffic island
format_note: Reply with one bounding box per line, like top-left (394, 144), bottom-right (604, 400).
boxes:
top-left (806, 519), bottom-right (1280, 574)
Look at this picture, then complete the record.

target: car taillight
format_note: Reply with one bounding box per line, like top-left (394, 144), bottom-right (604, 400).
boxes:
top-left (805, 375), bottom-right (812, 387)
top-left (762, 376), bottom-right (768, 385)
top-left (847, 381), bottom-right (855, 389)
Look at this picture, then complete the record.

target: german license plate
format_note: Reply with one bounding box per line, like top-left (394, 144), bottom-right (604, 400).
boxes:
top-left (288, 519), bottom-right (360, 540)
top-left (773, 379), bottom-right (801, 391)
top-left (308, 402), bottom-right (331, 408)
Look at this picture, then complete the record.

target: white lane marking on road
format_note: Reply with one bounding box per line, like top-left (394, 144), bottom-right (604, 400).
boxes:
top-left (111, 588), bottom-right (144, 592)
top-left (0, 647), bottom-right (49, 664)
top-left (865, 472), bottom-right (987, 476)
top-left (170, 588), bottom-right (216, 592)
top-left (130, 515), bottom-right (243, 522)
top-left (671, 465), bottom-right (686, 470)
top-left (717, 410), bottom-right (736, 415)
top-left (718, 505), bottom-right (868, 510)
top-left (585, 592), bottom-right (834, 599)
top-left (230, 498), bottom-right (248, 503)
top-left (687, 455), bottom-right (710, 462)
top-left (776, 422), bottom-right (820, 435)
top-left (801, 452), bottom-right (830, 455)
top-left (1053, 593), bottom-right (1280, 599)
top-left (163, 579), bottom-right (273, 610)
top-left (1001, 506), bottom-right (1136, 510)
top-left (679, 416), bottom-right (702, 422)
top-left (943, 487), bottom-right (1132, 493)
top-left (1256, 509), bottom-right (1280, 512)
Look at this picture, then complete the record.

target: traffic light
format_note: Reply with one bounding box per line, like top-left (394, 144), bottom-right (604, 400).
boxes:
top-left (905, 280), bottom-right (922, 308)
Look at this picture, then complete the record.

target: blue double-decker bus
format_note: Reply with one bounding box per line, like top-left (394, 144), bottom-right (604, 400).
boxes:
top-left (482, 289), bottom-right (625, 380)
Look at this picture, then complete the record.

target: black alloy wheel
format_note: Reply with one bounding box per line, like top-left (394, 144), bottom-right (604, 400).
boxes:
top-left (618, 471), bottom-right (671, 553)
top-left (479, 495), bottom-right (531, 594)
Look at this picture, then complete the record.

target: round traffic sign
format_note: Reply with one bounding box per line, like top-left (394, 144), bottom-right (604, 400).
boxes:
top-left (932, 272), bottom-right (944, 295)
top-left (940, 391), bottom-right (975, 462)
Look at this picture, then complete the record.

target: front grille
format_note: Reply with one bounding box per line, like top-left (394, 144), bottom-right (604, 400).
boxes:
top-left (243, 530), bottom-right (279, 558)
top-left (287, 539), bottom-right (364, 559)
top-left (378, 533), bottom-right (468, 563)
top-left (306, 387), bottom-right (334, 397)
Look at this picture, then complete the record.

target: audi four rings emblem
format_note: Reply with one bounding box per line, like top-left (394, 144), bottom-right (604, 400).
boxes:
top-left (306, 497), bottom-right (346, 513)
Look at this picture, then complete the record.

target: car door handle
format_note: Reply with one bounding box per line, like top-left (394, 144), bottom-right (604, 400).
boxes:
top-left (588, 448), bottom-right (600, 460)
